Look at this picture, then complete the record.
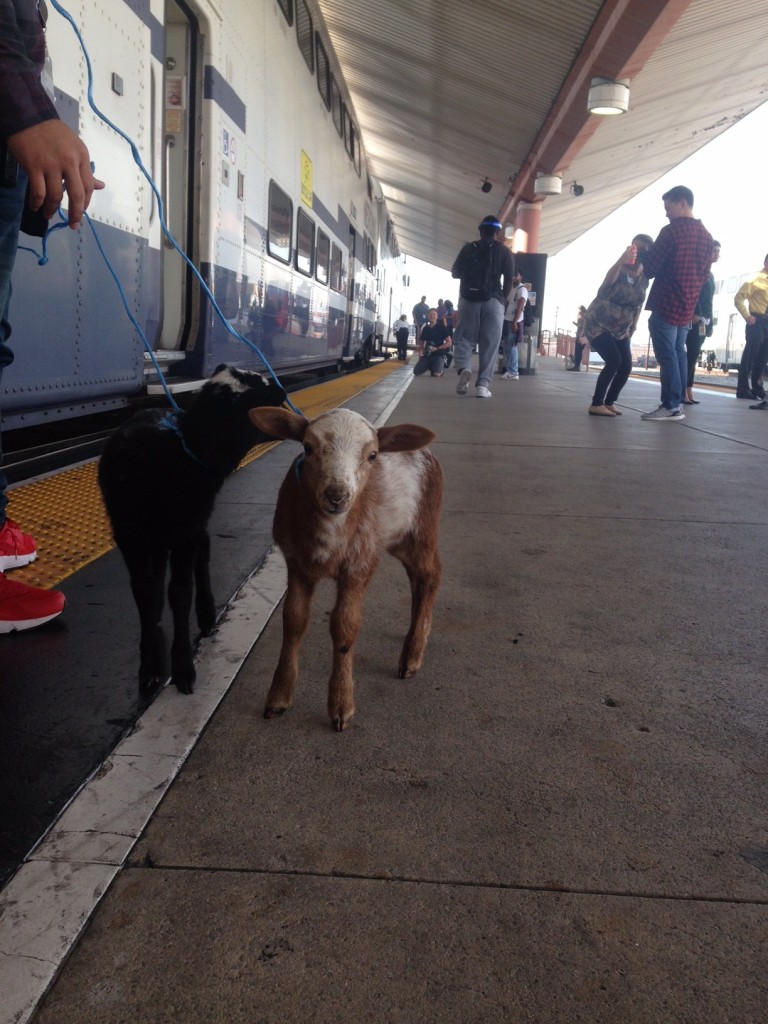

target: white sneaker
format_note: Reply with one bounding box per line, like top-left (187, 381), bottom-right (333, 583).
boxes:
top-left (501, 372), bottom-right (519, 380)
top-left (475, 386), bottom-right (492, 398)
top-left (641, 405), bottom-right (685, 421)
top-left (456, 368), bottom-right (472, 395)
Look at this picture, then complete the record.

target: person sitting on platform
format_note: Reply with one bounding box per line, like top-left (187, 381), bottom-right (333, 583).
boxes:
top-left (412, 308), bottom-right (452, 377)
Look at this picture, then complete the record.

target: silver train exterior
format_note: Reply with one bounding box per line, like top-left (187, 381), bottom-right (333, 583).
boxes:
top-left (2, 0), bottom-right (407, 429)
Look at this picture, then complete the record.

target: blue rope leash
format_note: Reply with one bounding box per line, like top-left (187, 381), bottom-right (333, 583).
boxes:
top-left (41, 0), bottom-right (302, 416)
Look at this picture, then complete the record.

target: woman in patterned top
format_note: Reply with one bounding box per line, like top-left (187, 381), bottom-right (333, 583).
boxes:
top-left (583, 234), bottom-right (654, 417)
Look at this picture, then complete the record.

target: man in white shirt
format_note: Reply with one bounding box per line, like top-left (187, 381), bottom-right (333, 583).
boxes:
top-left (502, 270), bottom-right (527, 379)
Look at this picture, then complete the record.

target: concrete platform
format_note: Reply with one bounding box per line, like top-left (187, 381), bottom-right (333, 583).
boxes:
top-left (15, 359), bottom-right (768, 1021)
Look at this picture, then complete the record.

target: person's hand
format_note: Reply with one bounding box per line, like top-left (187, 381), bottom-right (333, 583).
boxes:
top-left (747, 315), bottom-right (756, 326)
top-left (625, 243), bottom-right (637, 265)
top-left (6, 119), bottom-right (105, 228)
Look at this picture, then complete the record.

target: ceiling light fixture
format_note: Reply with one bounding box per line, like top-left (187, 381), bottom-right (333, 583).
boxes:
top-left (587, 77), bottom-right (630, 115)
top-left (534, 173), bottom-right (562, 196)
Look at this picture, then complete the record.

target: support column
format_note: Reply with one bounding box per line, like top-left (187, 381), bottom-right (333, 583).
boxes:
top-left (512, 201), bottom-right (542, 253)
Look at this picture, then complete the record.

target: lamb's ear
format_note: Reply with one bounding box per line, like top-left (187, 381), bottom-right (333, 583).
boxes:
top-left (249, 407), bottom-right (308, 441)
top-left (377, 423), bottom-right (436, 453)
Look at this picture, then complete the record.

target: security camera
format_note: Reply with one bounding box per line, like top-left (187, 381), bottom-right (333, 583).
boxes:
top-left (481, 178), bottom-right (492, 194)
top-left (570, 182), bottom-right (585, 197)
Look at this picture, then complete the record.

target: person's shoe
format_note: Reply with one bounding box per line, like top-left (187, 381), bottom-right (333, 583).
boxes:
top-left (456, 368), bottom-right (472, 395)
top-left (641, 405), bottom-right (685, 421)
top-left (604, 404), bottom-right (622, 415)
top-left (749, 398), bottom-right (768, 410)
top-left (754, 389), bottom-right (767, 400)
top-left (475, 386), bottom-right (492, 398)
top-left (588, 405), bottom-right (615, 416)
top-left (736, 391), bottom-right (755, 399)
top-left (502, 372), bottom-right (519, 380)
top-left (0, 573), bottom-right (65, 634)
top-left (0, 519), bottom-right (37, 571)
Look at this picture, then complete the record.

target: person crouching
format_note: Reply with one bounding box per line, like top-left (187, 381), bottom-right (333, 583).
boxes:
top-left (413, 308), bottom-right (453, 377)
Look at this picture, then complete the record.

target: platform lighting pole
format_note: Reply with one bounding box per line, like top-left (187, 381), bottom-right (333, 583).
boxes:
top-left (554, 306), bottom-right (559, 337)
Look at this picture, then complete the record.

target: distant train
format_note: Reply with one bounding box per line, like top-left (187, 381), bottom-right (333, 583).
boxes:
top-left (2, 0), bottom-right (408, 429)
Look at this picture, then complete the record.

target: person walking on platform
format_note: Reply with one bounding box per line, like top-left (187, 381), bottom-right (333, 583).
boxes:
top-left (683, 240), bottom-right (719, 406)
top-left (639, 185), bottom-right (713, 421)
top-left (393, 314), bottom-right (410, 360)
top-left (412, 295), bottom-right (429, 342)
top-left (0, 0), bottom-right (103, 632)
top-left (583, 234), bottom-right (653, 416)
top-left (451, 215), bottom-right (515, 398)
top-left (733, 254), bottom-right (768, 407)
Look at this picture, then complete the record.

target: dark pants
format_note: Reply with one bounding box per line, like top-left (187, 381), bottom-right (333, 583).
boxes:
top-left (395, 329), bottom-right (409, 360)
top-left (685, 323), bottom-right (706, 388)
top-left (589, 332), bottom-right (632, 406)
top-left (736, 317), bottom-right (768, 396)
top-left (573, 340), bottom-right (586, 369)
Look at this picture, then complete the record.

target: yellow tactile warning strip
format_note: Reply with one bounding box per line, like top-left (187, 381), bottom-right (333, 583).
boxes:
top-left (7, 359), bottom-right (406, 591)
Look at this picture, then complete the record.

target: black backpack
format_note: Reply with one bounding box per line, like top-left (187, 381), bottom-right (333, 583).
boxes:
top-left (522, 296), bottom-right (534, 327)
top-left (455, 240), bottom-right (496, 302)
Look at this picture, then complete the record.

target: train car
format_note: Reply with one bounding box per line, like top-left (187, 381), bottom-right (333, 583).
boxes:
top-left (1, 0), bottom-right (407, 429)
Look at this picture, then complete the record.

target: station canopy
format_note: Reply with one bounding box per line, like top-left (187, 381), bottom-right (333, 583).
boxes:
top-left (316, 0), bottom-right (768, 269)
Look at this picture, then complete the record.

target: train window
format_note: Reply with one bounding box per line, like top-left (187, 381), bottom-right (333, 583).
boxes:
top-left (296, 208), bottom-right (314, 276)
top-left (315, 34), bottom-right (331, 110)
top-left (316, 229), bottom-right (330, 285)
top-left (276, 0), bottom-right (293, 25)
top-left (296, 0), bottom-right (313, 73)
top-left (367, 175), bottom-right (373, 202)
top-left (330, 243), bottom-right (345, 293)
top-left (330, 75), bottom-right (343, 137)
top-left (268, 180), bottom-right (293, 264)
top-left (343, 108), bottom-right (361, 177)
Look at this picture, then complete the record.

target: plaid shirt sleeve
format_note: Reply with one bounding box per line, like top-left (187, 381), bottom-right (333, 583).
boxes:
top-left (0, 0), bottom-right (58, 140)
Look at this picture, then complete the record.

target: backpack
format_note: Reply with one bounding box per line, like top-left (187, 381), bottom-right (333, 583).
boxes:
top-left (456, 240), bottom-right (496, 302)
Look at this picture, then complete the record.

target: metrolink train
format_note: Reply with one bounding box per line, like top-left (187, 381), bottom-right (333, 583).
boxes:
top-left (2, 0), bottom-right (408, 430)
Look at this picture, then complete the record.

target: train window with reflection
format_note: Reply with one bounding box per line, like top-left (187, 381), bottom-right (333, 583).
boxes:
top-left (268, 181), bottom-right (293, 264)
top-left (331, 75), bottom-right (343, 137)
top-left (296, 0), bottom-right (313, 73)
top-left (296, 208), bottom-right (314, 276)
top-left (315, 34), bottom-right (330, 109)
top-left (316, 229), bottom-right (330, 285)
top-left (331, 243), bottom-right (345, 293)
top-left (276, 0), bottom-right (293, 25)
top-left (343, 107), bottom-right (361, 177)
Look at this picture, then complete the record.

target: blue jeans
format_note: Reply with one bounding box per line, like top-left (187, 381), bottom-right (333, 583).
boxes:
top-left (648, 311), bottom-right (689, 410)
top-left (453, 296), bottom-right (504, 389)
top-left (503, 319), bottom-right (520, 374)
top-left (0, 170), bottom-right (28, 524)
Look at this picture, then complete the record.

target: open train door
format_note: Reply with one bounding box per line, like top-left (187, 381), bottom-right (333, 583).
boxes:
top-left (159, 0), bottom-right (200, 353)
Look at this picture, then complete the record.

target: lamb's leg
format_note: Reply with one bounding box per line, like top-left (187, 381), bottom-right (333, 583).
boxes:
top-left (194, 531), bottom-right (216, 636)
top-left (264, 569), bottom-right (315, 718)
top-left (122, 543), bottom-right (166, 694)
top-left (168, 542), bottom-right (198, 694)
top-left (327, 569), bottom-right (374, 731)
top-left (396, 546), bottom-right (441, 679)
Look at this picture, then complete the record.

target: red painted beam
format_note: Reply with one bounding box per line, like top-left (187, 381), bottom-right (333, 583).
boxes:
top-left (498, 0), bottom-right (695, 225)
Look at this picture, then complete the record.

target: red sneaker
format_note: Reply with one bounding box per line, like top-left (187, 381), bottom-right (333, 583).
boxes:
top-left (0, 518), bottom-right (37, 571)
top-left (0, 573), bottom-right (65, 633)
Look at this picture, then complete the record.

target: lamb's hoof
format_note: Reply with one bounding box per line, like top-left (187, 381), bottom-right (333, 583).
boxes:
top-left (139, 671), bottom-right (165, 697)
top-left (330, 710), bottom-right (354, 732)
top-left (172, 668), bottom-right (196, 694)
top-left (398, 663), bottom-right (421, 679)
top-left (264, 705), bottom-right (287, 719)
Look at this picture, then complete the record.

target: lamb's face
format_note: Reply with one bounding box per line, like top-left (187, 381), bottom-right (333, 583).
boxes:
top-left (207, 364), bottom-right (286, 409)
top-left (301, 409), bottom-right (379, 515)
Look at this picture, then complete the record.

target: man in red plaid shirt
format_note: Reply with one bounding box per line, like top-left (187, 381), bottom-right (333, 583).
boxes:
top-left (639, 185), bottom-right (713, 421)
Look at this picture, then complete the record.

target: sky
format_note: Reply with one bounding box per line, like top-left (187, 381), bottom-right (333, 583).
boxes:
top-left (401, 99), bottom-right (768, 342)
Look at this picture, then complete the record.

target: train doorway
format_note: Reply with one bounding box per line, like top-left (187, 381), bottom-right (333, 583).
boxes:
top-left (159, 0), bottom-right (200, 351)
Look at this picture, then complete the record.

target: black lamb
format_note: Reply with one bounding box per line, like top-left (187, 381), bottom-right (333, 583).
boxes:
top-left (98, 363), bottom-right (286, 695)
